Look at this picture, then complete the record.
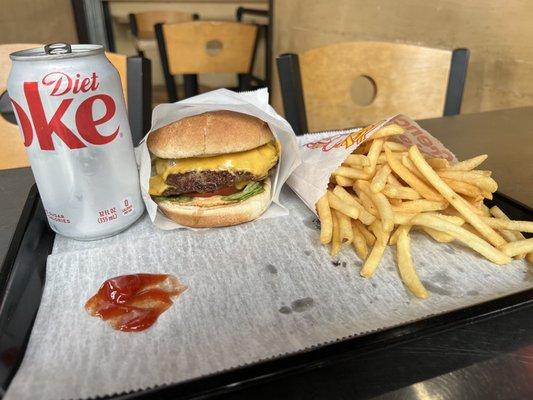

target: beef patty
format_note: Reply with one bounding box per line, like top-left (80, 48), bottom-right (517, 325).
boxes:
top-left (163, 170), bottom-right (256, 195)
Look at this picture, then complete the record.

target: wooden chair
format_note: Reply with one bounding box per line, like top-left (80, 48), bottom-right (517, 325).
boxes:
top-left (105, 52), bottom-right (152, 146)
top-left (0, 44), bottom-right (42, 170)
top-left (0, 45), bottom-right (151, 170)
top-left (155, 21), bottom-right (260, 102)
top-left (276, 42), bottom-right (469, 134)
top-left (235, 7), bottom-right (269, 89)
top-left (129, 11), bottom-right (199, 57)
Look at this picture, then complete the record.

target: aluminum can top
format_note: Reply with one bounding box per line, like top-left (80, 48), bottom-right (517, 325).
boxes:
top-left (10, 43), bottom-right (104, 61)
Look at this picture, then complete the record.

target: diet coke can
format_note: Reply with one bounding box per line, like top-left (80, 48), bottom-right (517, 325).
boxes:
top-left (7, 43), bottom-right (144, 240)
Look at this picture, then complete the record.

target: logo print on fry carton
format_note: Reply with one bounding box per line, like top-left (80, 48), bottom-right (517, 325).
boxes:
top-left (393, 116), bottom-right (455, 161)
top-left (305, 121), bottom-right (383, 152)
top-left (305, 122), bottom-right (381, 152)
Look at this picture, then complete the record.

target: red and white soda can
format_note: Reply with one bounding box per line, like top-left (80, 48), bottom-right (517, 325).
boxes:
top-left (7, 43), bottom-right (144, 240)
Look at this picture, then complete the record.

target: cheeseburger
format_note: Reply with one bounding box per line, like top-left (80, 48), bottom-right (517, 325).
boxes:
top-left (147, 111), bottom-right (280, 227)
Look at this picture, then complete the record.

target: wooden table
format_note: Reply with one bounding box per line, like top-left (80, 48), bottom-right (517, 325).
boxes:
top-left (418, 106), bottom-right (533, 209)
top-left (0, 107), bottom-right (532, 400)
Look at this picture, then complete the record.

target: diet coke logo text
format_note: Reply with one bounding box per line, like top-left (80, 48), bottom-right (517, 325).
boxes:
top-left (11, 72), bottom-right (120, 150)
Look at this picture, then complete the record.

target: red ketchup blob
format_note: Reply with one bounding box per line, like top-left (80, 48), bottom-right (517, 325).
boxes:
top-left (85, 274), bottom-right (187, 332)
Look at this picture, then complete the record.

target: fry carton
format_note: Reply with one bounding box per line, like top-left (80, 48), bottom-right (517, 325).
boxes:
top-left (287, 114), bottom-right (457, 214)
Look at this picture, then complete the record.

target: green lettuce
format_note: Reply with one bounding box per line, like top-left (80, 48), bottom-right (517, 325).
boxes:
top-left (152, 195), bottom-right (192, 203)
top-left (221, 181), bottom-right (264, 202)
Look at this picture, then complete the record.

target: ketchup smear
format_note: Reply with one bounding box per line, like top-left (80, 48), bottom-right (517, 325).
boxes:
top-left (85, 274), bottom-right (187, 332)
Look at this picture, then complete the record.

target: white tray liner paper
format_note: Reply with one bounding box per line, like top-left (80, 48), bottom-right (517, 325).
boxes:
top-left (5, 131), bottom-right (531, 400)
top-left (138, 88), bottom-right (301, 230)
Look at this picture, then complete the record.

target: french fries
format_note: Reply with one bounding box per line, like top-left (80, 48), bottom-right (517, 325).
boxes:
top-left (368, 190), bottom-right (394, 233)
top-left (371, 164), bottom-right (391, 193)
top-left (446, 154), bottom-right (488, 171)
top-left (327, 191), bottom-right (360, 220)
top-left (480, 217), bottom-right (533, 233)
top-left (489, 206), bottom-right (529, 260)
top-left (371, 124), bottom-right (404, 139)
top-left (332, 185), bottom-right (375, 225)
top-left (396, 225), bottom-right (428, 299)
top-left (337, 210), bottom-right (354, 244)
top-left (441, 178), bottom-right (482, 197)
top-left (361, 221), bottom-right (389, 277)
top-left (500, 238), bottom-right (533, 258)
top-left (315, 124), bottom-right (530, 299)
top-left (316, 195), bottom-right (332, 244)
top-left (408, 146), bottom-right (506, 248)
top-left (335, 175), bottom-right (354, 187)
top-left (427, 158), bottom-right (450, 170)
top-left (437, 170), bottom-right (498, 192)
top-left (382, 184), bottom-right (421, 200)
top-left (364, 139), bottom-right (385, 175)
top-left (389, 225), bottom-right (405, 245)
top-left (391, 199), bottom-right (448, 213)
top-left (408, 213), bottom-right (511, 264)
top-left (384, 141), bottom-right (408, 152)
top-left (344, 154), bottom-right (370, 167)
top-left (385, 147), bottom-right (442, 201)
top-left (421, 227), bottom-right (454, 243)
top-left (351, 221), bottom-right (369, 260)
top-left (330, 210), bottom-right (341, 256)
top-left (354, 220), bottom-right (376, 246)
top-left (335, 166), bottom-right (369, 180)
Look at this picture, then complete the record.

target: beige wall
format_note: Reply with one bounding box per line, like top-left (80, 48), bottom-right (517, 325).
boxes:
top-left (272, 0), bottom-right (533, 123)
top-left (0, 0), bottom-right (77, 44)
top-left (109, 1), bottom-right (268, 90)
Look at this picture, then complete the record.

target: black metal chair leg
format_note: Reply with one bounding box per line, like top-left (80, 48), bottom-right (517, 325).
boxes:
top-left (276, 53), bottom-right (308, 135)
top-left (183, 74), bottom-right (199, 98)
top-left (444, 48), bottom-right (470, 116)
top-left (238, 74), bottom-right (252, 91)
top-left (126, 56), bottom-right (152, 146)
top-left (155, 23), bottom-right (178, 102)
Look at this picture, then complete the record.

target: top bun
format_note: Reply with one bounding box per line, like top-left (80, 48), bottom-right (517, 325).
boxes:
top-left (147, 111), bottom-right (275, 159)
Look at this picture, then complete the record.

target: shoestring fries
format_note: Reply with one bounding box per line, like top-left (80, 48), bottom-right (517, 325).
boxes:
top-left (315, 125), bottom-right (532, 299)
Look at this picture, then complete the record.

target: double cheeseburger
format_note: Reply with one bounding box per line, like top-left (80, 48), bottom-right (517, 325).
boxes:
top-left (147, 111), bottom-right (280, 227)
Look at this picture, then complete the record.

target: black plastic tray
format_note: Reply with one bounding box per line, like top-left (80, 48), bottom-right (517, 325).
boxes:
top-left (0, 185), bottom-right (531, 399)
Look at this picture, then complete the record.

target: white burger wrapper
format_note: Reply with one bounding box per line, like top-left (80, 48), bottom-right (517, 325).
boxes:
top-left (287, 114), bottom-right (457, 213)
top-left (137, 88), bottom-right (301, 229)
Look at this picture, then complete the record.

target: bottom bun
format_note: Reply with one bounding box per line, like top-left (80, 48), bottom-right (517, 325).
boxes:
top-left (156, 178), bottom-right (271, 228)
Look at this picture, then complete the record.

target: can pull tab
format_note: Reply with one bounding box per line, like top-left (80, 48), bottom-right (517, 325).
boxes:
top-left (44, 43), bottom-right (72, 55)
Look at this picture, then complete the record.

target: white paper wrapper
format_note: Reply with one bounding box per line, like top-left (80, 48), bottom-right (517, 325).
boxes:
top-left (5, 114), bottom-right (531, 400)
top-left (5, 188), bottom-right (530, 400)
top-left (138, 88), bottom-right (301, 229)
top-left (287, 114), bottom-right (456, 213)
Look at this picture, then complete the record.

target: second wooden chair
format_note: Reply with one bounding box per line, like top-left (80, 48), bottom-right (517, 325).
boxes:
top-left (277, 42), bottom-right (469, 134)
top-left (155, 21), bottom-right (260, 102)
top-left (129, 10), bottom-right (199, 57)
top-left (106, 52), bottom-right (152, 146)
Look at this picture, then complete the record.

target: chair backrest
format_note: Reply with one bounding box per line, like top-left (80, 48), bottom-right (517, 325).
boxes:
top-left (277, 42), bottom-right (469, 134)
top-left (0, 43), bottom-right (42, 170)
top-left (156, 21), bottom-right (259, 102)
top-left (106, 52), bottom-right (128, 100)
top-left (158, 21), bottom-right (258, 75)
top-left (106, 52), bottom-right (152, 146)
top-left (129, 10), bottom-right (197, 40)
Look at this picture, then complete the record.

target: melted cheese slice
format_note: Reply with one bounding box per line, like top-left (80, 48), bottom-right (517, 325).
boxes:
top-left (149, 175), bottom-right (170, 196)
top-left (149, 141), bottom-right (279, 196)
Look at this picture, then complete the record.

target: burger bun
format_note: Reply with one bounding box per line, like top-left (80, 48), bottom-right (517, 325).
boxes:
top-left (155, 179), bottom-right (271, 228)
